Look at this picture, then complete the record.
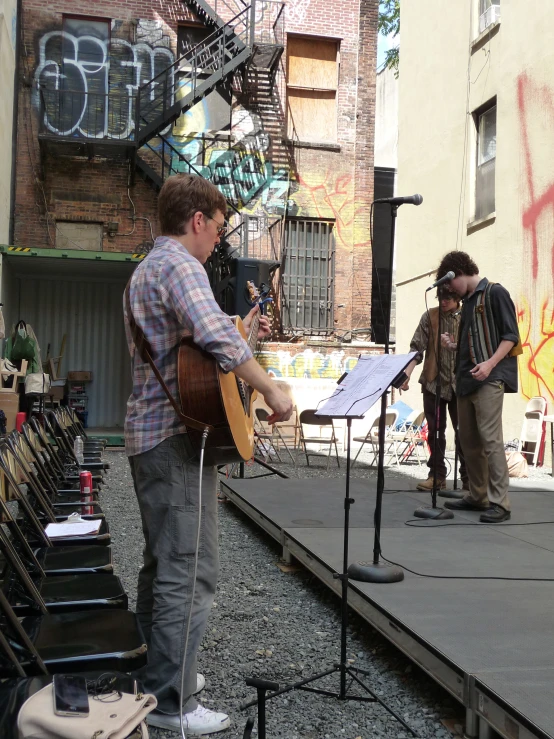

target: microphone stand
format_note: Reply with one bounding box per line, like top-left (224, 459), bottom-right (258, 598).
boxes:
top-left (347, 203), bottom-right (404, 582)
top-left (414, 309), bottom-right (453, 519)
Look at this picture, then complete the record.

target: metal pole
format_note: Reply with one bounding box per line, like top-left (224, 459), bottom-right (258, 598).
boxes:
top-left (371, 205), bottom-right (396, 563)
top-left (250, 0), bottom-right (256, 46)
top-left (339, 418), bottom-right (352, 698)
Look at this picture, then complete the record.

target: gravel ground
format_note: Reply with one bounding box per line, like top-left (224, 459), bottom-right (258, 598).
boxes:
top-left (101, 449), bottom-right (475, 739)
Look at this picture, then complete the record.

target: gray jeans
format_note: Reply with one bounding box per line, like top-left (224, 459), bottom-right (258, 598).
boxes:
top-left (129, 434), bottom-right (218, 714)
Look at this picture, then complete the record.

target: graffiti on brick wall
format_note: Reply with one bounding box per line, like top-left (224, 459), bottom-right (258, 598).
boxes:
top-left (34, 21), bottom-right (174, 139)
top-left (517, 73), bottom-right (554, 402)
top-left (155, 107), bottom-right (292, 212)
top-left (290, 170), bottom-right (370, 251)
top-left (287, 0), bottom-right (312, 23)
top-left (256, 348), bottom-right (358, 379)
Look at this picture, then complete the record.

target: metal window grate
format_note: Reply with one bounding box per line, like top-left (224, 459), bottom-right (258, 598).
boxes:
top-left (281, 220), bottom-right (335, 333)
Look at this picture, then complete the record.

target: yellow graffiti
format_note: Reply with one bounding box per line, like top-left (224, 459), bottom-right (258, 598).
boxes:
top-left (518, 296), bottom-right (554, 402)
top-left (256, 349), bottom-right (358, 379)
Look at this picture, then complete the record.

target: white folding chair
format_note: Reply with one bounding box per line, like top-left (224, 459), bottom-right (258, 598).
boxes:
top-left (351, 410), bottom-right (399, 468)
top-left (518, 396), bottom-right (547, 466)
top-left (388, 410), bottom-right (428, 467)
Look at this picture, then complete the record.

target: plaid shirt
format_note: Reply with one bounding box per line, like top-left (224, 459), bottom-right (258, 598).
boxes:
top-left (409, 309), bottom-right (460, 401)
top-left (124, 236), bottom-right (253, 457)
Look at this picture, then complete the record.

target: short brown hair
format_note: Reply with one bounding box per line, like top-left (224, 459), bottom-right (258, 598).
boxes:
top-left (437, 285), bottom-right (460, 304)
top-left (436, 251), bottom-right (479, 280)
top-left (158, 174), bottom-right (227, 236)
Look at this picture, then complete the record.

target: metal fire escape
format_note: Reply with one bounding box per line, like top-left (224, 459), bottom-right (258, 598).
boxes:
top-left (134, 0), bottom-right (285, 254)
top-left (36, 0), bottom-right (285, 259)
top-left (134, 1), bottom-right (286, 266)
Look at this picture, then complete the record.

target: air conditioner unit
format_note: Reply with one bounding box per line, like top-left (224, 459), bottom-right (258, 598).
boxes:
top-left (479, 4), bottom-right (501, 34)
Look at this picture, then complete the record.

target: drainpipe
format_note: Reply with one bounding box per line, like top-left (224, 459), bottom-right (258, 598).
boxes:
top-left (8, 0), bottom-right (23, 245)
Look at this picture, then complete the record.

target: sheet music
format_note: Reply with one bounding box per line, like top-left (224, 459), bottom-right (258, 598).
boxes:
top-left (316, 352), bottom-right (418, 418)
top-left (45, 519), bottom-right (102, 539)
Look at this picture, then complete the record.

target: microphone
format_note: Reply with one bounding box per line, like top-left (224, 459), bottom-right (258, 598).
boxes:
top-left (426, 271), bottom-right (455, 292)
top-left (373, 194), bottom-right (423, 206)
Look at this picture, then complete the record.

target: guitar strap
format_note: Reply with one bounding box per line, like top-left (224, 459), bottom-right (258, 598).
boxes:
top-left (124, 279), bottom-right (212, 433)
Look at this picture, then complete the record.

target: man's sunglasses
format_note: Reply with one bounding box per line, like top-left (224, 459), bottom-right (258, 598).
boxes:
top-left (203, 213), bottom-right (227, 238)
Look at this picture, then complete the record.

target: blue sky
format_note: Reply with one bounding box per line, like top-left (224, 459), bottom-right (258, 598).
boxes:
top-left (377, 29), bottom-right (397, 70)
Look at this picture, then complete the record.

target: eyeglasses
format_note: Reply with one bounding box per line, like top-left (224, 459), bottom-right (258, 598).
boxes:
top-left (203, 213), bottom-right (227, 238)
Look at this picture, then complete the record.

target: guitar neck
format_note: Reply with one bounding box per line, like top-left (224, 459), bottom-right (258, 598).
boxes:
top-left (247, 312), bottom-right (260, 353)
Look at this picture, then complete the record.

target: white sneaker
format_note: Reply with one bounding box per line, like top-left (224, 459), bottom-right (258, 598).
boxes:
top-left (147, 704), bottom-right (230, 735)
top-left (195, 672), bottom-right (206, 694)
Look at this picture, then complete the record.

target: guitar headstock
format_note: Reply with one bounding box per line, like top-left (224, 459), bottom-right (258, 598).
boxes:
top-left (246, 280), bottom-right (261, 306)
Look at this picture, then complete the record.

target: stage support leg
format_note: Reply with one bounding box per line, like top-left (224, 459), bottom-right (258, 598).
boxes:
top-left (478, 720), bottom-right (494, 739)
top-left (465, 708), bottom-right (479, 739)
top-left (281, 545), bottom-right (293, 564)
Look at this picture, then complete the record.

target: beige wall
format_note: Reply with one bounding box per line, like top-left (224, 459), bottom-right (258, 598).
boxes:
top-left (395, 1), bottom-right (554, 461)
top-left (0, 0), bottom-right (16, 244)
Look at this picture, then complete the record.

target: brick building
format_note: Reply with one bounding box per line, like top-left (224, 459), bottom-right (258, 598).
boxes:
top-left (6, 0), bottom-right (380, 430)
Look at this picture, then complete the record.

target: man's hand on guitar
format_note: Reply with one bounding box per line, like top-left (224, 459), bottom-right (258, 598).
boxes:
top-left (264, 385), bottom-right (293, 424)
top-left (243, 305), bottom-right (271, 340)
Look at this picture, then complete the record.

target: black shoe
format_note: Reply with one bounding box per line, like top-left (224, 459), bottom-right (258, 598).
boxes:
top-left (479, 505), bottom-right (511, 523)
top-left (444, 498), bottom-right (488, 512)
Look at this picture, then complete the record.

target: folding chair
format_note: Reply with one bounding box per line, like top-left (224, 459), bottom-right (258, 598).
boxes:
top-left (0, 523), bottom-right (126, 615)
top-left (297, 410), bottom-right (340, 469)
top-left (351, 410), bottom-right (399, 468)
top-left (64, 406), bottom-right (107, 450)
top-left (46, 410), bottom-right (109, 471)
top-left (0, 599), bottom-right (145, 739)
top-left (255, 408), bottom-right (296, 464)
top-left (0, 446), bottom-right (111, 547)
top-left (3, 440), bottom-right (104, 520)
top-left (30, 418), bottom-right (100, 495)
top-left (388, 410), bottom-right (428, 467)
top-left (0, 470), bottom-right (112, 575)
top-left (0, 586), bottom-right (146, 677)
top-left (518, 396), bottom-right (548, 466)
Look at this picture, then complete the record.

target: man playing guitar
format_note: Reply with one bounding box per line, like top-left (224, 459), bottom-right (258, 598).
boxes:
top-left (124, 174), bottom-right (292, 734)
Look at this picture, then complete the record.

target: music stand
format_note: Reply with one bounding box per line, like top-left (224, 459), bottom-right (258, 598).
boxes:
top-left (241, 353), bottom-right (419, 737)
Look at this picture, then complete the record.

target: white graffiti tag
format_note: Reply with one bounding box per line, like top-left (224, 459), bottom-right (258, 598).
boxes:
top-left (287, 0), bottom-right (311, 24)
top-left (34, 30), bottom-right (174, 139)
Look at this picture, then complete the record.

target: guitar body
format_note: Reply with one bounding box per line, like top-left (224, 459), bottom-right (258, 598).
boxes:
top-left (177, 316), bottom-right (257, 465)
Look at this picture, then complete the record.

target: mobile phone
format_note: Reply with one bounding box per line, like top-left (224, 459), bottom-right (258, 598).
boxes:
top-left (52, 674), bottom-right (89, 717)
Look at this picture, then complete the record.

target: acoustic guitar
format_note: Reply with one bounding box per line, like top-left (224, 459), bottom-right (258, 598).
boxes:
top-left (178, 282), bottom-right (270, 465)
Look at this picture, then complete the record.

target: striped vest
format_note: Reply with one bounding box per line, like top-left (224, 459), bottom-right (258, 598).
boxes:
top-left (468, 282), bottom-right (522, 363)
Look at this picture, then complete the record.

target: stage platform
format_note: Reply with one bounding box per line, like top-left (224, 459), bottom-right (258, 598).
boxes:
top-left (220, 474), bottom-right (554, 739)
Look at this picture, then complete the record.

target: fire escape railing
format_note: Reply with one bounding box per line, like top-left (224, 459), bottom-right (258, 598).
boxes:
top-left (135, 7), bottom-right (253, 146)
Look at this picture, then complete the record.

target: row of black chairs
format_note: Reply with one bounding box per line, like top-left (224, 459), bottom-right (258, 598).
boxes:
top-left (0, 408), bottom-right (147, 738)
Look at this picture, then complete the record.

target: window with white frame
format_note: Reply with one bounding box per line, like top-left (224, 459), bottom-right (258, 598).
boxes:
top-left (474, 103), bottom-right (496, 220)
top-left (479, 0), bottom-right (500, 34)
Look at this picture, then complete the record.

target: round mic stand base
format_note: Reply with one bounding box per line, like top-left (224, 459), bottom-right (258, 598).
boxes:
top-left (348, 561), bottom-right (404, 583)
top-left (438, 489), bottom-right (464, 500)
top-left (413, 505), bottom-right (454, 520)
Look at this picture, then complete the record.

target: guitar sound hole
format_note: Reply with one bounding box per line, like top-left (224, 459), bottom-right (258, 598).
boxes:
top-left (236, 377), bottom-right (247, 413)
top-left (236, 377), bottom-right (253, 415)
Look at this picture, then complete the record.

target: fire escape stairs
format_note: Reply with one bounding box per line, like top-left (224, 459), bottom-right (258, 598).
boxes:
top-left (134, 0), bottom-right (285, 256)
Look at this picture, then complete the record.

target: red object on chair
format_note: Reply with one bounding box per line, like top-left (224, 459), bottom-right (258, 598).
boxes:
top-left (15, 412), bottom-right (26, 432)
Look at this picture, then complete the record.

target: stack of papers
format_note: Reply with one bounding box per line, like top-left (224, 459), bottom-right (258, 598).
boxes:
top-left (45, 519), bottom-right (102, 539)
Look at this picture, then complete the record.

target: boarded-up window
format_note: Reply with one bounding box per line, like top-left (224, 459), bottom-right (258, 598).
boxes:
top-left (287, 36), bottom-right (338, 143)
top-left (56, 222), bottom-right (103, 251)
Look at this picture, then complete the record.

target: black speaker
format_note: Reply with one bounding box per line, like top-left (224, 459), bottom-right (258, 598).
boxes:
top-left (221, 257), bottom-right (280, 317)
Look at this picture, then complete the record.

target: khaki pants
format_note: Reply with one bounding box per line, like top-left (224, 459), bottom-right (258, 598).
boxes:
top-left (457, 381), bottom-right (511, 511)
